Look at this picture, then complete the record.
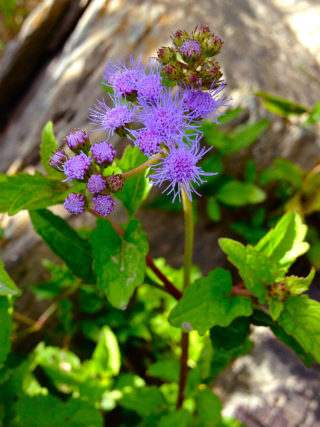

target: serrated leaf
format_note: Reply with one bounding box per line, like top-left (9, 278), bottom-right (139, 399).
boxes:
top-left (0, 260), bottom-right (20, 296)
top-left (30, 209), bottom-right (95, 282)
top-left (0, 297), bottom-right (12, 365)
top-left (251, 309), bottom-right (314, 366)
top-left (217, 180), bottom-right (266, 206)
top-left (285, 268), bottom-right (315, 296)
top-left (210, 317), bottom-right (250, 351)
top-left (195, 389), bottom-right (222, 427)
top-left (169, 268), bottom-right (253, 334)
top-left (0, 173), bottom-right (70, 216)
top-left (255, 211), bottom-right (309, 273)
top-left (40, 122), bottom-right (59, 176)
top-left (14, 395), bottom-right (103, 427)
top-left (278, 295), bottom-right (320, 363)
top-left (115, 146), bottom-right (151, 216)
top-left (119, 386), bottom-right (166, 416)
top-left (91, 218), bottom-right (148, 309)
top-left (158, 409), bottom-right (192, 427)
top-left (149, 360), bottom-right (180, 383)
top-left (219, 239), bottom-right (277, 301)
top-left (91, 326), bottom-right (120, 376)
top-left (255, 90), bottom-right (308, 116)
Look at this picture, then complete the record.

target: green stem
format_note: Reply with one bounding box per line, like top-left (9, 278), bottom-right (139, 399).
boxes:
top-left (176, 188), bottom-right (194, 409)
top-left (121, 153), bottom-right (163, 180)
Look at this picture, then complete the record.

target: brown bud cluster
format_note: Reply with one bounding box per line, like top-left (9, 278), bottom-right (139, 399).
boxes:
top-left (269, 281), bottom-right (291, 301)
top-left (107, 174), bottom-right (124, 193)
top-left (157, 25), bottom-right (224, 90)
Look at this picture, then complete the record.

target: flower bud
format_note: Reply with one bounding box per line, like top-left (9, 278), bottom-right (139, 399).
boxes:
top-left (200, 58), bottom-right (223, 88)
top-left (65, 129), bottom-right (90, 153)
top-left (179, 40), bottom-right (202, 63)
top-left (162, 62), bottom-right (184, 81)
top-left (183, 70), bottom-right (199, 87)
top-left (157, 47), bottom-right (176, 64)
top-left (202, 34), bottom-right (223, 57)
top-left (171, 29), bottom-right (189, 48)
top-left (49, 149), bottom-right (68, 171)
top-left (192, 25), bottom-right (211, 42)
top-left (106, 174), bottom-right (124, 193)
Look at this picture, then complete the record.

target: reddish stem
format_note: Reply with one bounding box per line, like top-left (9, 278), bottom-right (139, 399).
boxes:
top-left (146, 256), bottom-right (182, 300)
top-left (176, 332), bottom-right (190, 408)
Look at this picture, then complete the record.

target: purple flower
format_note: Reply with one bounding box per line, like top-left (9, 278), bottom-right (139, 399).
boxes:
top-left (87, 174), bottom-right (106, 194)
top-left (91, 141), bottom-right (115, 165)
top-left (180, 40), bottom-right (202, 59)
top-left (92, 195), bottom-right (116, 216)
top-left (136, 59), bottom-right (163, 102)
top-left (89, 97), bottom-right (135, 139)
top-left (64, 193), bottom-right (86, 214)
top-left (63, 152), bottom-right (92, 181)
top-left (137, 88), bottom-right (200, 148)
top-left (182, 83), bottom-right (231, 122)
top-left (149, 137), bottom-right (215, 202)
top-left (128, 129), bottom-right (162, 157)
top-left (102, 56), bottom-right (145, 96)
top-left (65, 129), bottom-right (89, 151)
top-left (49, 149), bottom-right (68, 171)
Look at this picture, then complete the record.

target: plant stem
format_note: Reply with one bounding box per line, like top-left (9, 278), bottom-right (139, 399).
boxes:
top-left (176, 189), bottom-right (194, 409)
top-left (146, 255), bottom-right (182, 300)
top-left (121, 153), bottom-right (163, 180)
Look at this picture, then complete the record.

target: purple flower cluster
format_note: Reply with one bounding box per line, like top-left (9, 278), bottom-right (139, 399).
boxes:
top-left (49, 129), bottom-right (116, 216)
top-left (50, 25), bottom-right (230, 211)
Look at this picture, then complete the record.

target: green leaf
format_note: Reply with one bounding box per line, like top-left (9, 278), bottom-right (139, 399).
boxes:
top-left (0, 260), bottom-right (20, 296)
top-left (255, 90), bottom-right (308, 117)
top-left (217, 181), bottom-right (266, 206)
top-left (119, 386), bottom-right (166, 416)
top-left (304, 102), bottom-right (320, 125)
top-left (255, 211), bottom-right (309, 273)
top-left (207, 197), bottom-right (221, 222)
top-left (14, 395), bottom-right (103, 427)
top-left (268, 298), bottom-right (284, 321)
top-left (219, 239), bottom-right (277, 301)
top-left (149, 360), bottom-right (180, 383)
top-left (91, 218), bottom-right (148, 309)
top-left (285, 268), bottom-right (315, 295)
top-left (0, 173), bottom-right (71, 216)
top-left (30, 209), bottom-right (95, 282)
top-left (251, 309), bottom-right (314, 366)
top-left (169, 268), bottom-right (253, 334)
top-left (195, 389), bottom-right (222, 427)
top-left (226, 119), bottom-right (270, 154)
top-left (0, 297), bottom-right (12, 365)
top-left (278, 295), bottom-right (320, 363)
top-left (115, 146), bottom-right (151, 216)
top-left (158, 409), bottom-right (192, 427)
top-left (40, 122), bottom-right (59, 176)
top-left (210, 317), bottom-right (250, 351)
top-left (91, 326), bottom-right (120, 376)
top-left (259, 158), bottom-right (303, 189)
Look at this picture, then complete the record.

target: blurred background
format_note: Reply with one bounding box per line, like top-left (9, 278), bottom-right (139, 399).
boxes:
top-left (0, 0), bottom-right (320, 425)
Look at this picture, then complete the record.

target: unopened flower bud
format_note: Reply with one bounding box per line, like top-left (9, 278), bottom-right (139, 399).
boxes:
top-left (171, 29), bottom-right (189, 48)
top-left (49, 149), bottom-right (68, 171)
top-left (162, 62), bottom-right (184, 81)
top-left (183, 70), bottom-right (199, 87)
top-left (107, 174), bottom-right (124, 193)
top-left (157, 47), bottom-right (176, 64)
top-left (202, 34), bottom-right (223, 57)
top-left (65, 129), bottom-right (90, 153)
top-left (201, 58), bottom-right (223, 88)
top-left (192, 25), bottom-right (211, 42)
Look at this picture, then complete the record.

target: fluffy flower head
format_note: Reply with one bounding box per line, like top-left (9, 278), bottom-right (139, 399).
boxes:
top-left (180, 40), bottom-right (202, 59)
top-left (64, 193), bottom-right (86, 214)
top-left (66, 129), bottom-right (89, 151)
top-left (49, 149), bottom-right (68, 171)
top-left (87, 174), bottom-right (106, 194)
top-left (128, 129), bottom-right (162, 157)
top-left (91, 141), bottom-right (115, 165)
top-left (89, 97), bottom-right (135, 138)
top-left (63, 152), bottom-right (91, 181)
top-left (92, 195), bottom-right (116, 216)
top-left (103, 56), bottom-right (145, 96)
top-left (149, 137), bottom-right (215, 201)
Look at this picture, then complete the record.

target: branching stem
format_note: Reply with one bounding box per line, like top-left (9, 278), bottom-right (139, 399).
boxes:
top-left (121, 153), bottom-right (163, 179)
